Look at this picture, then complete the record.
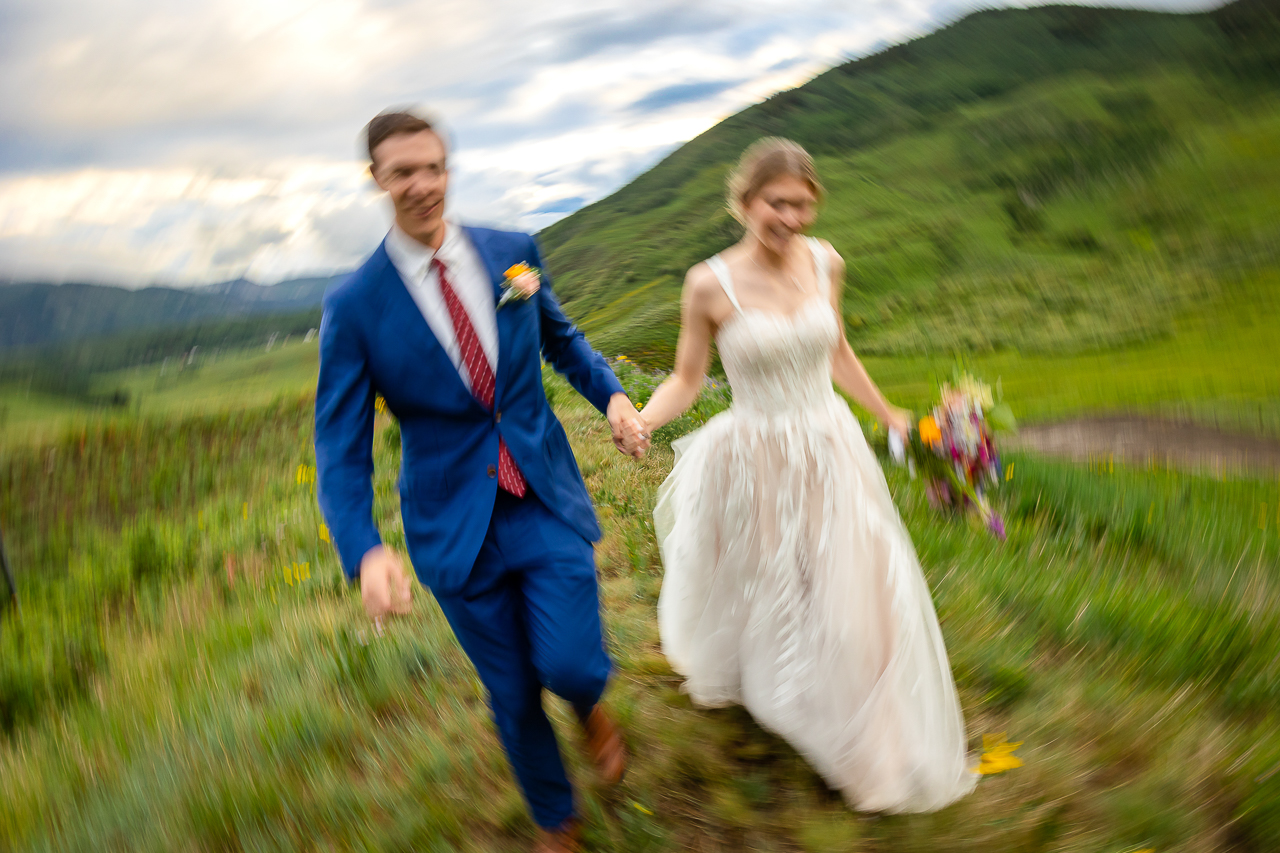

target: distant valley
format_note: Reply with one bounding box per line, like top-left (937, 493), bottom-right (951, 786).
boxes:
top-left (0, 274), bottom-right (346, 351)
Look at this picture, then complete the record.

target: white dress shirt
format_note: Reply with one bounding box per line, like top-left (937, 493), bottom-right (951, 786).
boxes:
top-left (384, 221), bottom-right (500, 391)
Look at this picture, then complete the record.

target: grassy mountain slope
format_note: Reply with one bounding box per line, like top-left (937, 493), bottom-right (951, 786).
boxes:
top-left (539, 2), bottom-right (1280, 372)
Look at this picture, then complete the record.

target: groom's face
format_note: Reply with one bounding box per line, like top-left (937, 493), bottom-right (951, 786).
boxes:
top-left (372, 130), bottom-right (449, 246)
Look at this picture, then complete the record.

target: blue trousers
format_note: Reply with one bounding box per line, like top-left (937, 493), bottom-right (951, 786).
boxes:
top-left (433, 489), bottom-right (612, 829)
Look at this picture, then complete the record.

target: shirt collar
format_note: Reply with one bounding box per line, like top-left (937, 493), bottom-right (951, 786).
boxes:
top-left (385, 220), bottom-right (461, 279)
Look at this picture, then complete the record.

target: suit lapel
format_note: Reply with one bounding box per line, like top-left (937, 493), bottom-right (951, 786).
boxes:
top-left (464, 226), bottom-right (517, 406)
top-left (373, 241), bottom-right (480, 411)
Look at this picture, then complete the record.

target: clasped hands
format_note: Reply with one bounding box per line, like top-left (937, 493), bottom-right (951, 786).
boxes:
top-left (607, 392), bottom-right (650, 459)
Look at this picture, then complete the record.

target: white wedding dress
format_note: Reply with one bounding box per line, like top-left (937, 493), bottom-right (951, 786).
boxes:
top-left (654, 239), bottom-right (977, 813)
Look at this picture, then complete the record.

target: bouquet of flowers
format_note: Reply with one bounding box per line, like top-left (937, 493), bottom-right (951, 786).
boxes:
top-left (892, 372), bottom-right (1016, 540)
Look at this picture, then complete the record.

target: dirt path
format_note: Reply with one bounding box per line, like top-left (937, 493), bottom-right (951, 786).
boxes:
top-left (1004, 416), bottom-right (1280, 476)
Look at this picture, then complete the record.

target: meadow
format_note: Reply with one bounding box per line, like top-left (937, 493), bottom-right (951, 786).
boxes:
top-left (1, 335), bottom-right (1279, 851)
top-left (0, 337), bottom-right (322, 446)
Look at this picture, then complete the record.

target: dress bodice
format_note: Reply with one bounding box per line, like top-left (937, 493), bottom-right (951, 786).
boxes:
top-left (708, 241), bottom-right (841, 417)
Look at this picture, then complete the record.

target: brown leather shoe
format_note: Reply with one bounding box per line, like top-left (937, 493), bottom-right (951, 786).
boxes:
top-left (581, 705), bottom-right (627, 785)
top-left (534, 817), bottom-right (582, 853)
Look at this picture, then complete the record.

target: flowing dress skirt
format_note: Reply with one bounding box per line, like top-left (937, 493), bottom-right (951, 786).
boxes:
top-left (654, 400), bottom-right (977, 813)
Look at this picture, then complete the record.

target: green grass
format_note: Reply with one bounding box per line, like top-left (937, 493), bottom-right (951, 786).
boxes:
top-left (864, 278), bottom-right (1280, 437)
top-left (2, 362), bottom-right (1279, 851)
top-left (0, 340), bottom-right (321, 448)
top-left (0, 389), bottom-right (93, 447)
top-left (104, 339), bottom-right (322, 417)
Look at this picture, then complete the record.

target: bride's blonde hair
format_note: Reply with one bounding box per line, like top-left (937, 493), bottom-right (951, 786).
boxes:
top-left (726, 138), bottom-right (825, 223)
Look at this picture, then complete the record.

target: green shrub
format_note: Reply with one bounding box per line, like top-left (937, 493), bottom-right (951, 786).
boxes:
top-left (129, 522), bottom-right (172, 583)
top-left (0, 625), bottom-right (104, 734)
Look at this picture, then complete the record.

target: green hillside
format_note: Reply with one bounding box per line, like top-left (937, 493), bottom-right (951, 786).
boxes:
top-left (541, 1), bottom-right (1280, 374)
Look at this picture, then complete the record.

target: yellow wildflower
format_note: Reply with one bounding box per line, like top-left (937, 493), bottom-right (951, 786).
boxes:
top-left (505, 262), bottom-right (532, 280)
top-left (976, 733), bottom-right (1023, 775)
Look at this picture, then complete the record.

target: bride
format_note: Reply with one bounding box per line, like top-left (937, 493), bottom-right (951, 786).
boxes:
top-left (637, 138), bottom-right (977, 813)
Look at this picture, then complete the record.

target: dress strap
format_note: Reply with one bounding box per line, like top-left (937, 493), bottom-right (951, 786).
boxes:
top-left (705, 255), bottom-right (743, 312)
top-left (807, 236), bottom-right (831, 296)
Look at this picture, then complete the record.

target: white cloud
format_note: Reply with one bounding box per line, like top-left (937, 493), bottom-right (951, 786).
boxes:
top-left (0, 162), bottom-right (387, 284)
top-left (0, 0), bottom-right (1221, 286)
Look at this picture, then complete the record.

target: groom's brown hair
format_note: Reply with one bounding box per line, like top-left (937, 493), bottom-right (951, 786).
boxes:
top-left (365, 109), bottom-right (441, 167)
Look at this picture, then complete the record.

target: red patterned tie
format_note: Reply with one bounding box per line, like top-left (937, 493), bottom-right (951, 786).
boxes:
top-left (433, 257), bottom-right (527, 498)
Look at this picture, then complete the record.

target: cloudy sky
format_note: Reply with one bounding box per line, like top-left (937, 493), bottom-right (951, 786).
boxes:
top-left (0, 0), bottom-right (1215, 287)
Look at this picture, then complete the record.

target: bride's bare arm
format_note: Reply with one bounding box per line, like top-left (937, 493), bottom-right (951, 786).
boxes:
top-left (637, 265), bottom-right (719, 432)
top-left (824, 245), bottom-right (911, 436)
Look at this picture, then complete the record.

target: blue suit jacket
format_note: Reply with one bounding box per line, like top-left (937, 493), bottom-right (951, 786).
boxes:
top-left (314, 226), bottom-right (625, 594)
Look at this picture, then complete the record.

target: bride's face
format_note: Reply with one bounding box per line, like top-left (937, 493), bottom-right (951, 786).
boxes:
top-left (745, 174), bottom-right (817, 255)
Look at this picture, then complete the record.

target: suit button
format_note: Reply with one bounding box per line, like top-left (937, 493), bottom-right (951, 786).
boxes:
top-left (487, 464), bottom-right (496, 478)
top-left (495, 410), bottom-right (502, 423)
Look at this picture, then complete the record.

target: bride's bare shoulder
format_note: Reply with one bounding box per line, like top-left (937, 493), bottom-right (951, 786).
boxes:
top-left (812, 238), bottom-right (843, 267)
top-left (683, 260), bottom-right (724, 300)
top-left (814, 239), bottom-right (846, 288)
top-left (684, 259), bottom-right (718, 284)
top-left (683, 259), bottom-right (735, 324)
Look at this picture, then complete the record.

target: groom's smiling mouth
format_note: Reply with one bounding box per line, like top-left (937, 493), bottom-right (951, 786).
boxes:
top-left (411, 199), bottom-right (443, 219)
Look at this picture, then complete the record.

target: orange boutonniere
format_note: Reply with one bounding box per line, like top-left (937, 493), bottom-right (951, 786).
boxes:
top-left (499, 262), bottom-right (541, 307)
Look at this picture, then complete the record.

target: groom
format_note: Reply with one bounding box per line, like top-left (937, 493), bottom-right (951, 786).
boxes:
top-left (315, 107), bottom-right (649, 852)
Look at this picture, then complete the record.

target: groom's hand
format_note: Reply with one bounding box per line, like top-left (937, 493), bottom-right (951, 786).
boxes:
top-left (359, 545), bottom-right (413, 623)
top-left (607, 393), bottom-right (650, 458)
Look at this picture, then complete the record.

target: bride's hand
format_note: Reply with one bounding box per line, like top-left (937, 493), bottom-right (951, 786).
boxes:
top-left (883, 406), bottom-right (911, 440)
